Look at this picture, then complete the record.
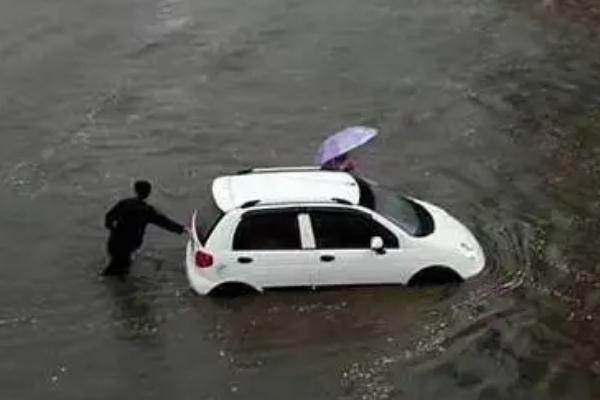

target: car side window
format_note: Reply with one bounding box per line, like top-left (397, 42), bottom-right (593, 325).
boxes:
top-left (233, 210), bottom-right (301, 250)
top-left (310, 209), bottom-right (399, 249)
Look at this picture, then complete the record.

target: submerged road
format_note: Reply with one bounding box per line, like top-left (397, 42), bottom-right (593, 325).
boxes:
top-left (1, 0), bottom-right (600, 398)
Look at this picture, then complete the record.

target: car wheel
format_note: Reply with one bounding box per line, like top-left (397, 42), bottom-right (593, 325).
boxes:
top-left (407, 266), bottom-right (463, 287)
top-left (209, 282), bottom-right (258, 297)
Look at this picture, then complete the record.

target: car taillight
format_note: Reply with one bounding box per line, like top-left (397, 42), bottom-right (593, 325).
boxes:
top-left (195, 250), bottom-right (214, 268)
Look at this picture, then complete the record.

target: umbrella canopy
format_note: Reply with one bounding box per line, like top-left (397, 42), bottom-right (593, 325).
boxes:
top-left (315, 126), bottom-right (378, 166)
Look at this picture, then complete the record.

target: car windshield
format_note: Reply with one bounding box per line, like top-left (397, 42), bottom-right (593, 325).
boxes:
top-left (372, 186), bottom-right (435, 237)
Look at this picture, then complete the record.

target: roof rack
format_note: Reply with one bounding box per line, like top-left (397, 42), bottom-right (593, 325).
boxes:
top-left (236, 166), bottom-right (322, 174)
top-left (240, 200), bottom-right (261, 208)
top-left (331, 197), bottom-right (352, 205)
top-left (238, 198), bottom-right (355, 210)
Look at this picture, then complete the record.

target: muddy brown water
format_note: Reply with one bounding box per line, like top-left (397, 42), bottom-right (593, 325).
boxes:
top-left (1, 0), bottom-right (600, 398)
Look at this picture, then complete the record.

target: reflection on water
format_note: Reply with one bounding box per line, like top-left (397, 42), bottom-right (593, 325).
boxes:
top-left (105, 279), bottom-right (163, 344)
top-left (202, 286), bottom-right (458, 351)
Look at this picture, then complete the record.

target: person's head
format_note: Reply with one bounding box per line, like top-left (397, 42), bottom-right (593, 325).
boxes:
top-left (322, 153), bottom-right (356, 172)
top-left (134, 180), bottom-right (152, 200)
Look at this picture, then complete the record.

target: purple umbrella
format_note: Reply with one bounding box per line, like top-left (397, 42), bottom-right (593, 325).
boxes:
top-left (315, 126), bottom-right (378, 167)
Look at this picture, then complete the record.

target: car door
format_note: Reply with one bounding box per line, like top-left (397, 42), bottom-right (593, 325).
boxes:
top-left (308, 208), bottom-right (409, 286)
top-left (221, 208), bottom-right (314, 288)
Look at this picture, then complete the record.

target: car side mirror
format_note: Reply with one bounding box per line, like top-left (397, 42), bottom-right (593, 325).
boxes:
top-left (370, 236), bottom-right (386, 255)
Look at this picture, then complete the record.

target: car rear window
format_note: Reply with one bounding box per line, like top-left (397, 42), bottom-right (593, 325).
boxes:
top-left (196, 199), bottom-right (224, 242)
top-left (310, 209), bottom-right (399, 249)
top-left (233, 210), bottom-right (301, 250)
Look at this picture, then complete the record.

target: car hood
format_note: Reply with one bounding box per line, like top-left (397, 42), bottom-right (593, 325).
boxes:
top-left (415, 200), bottom-right (485, 266)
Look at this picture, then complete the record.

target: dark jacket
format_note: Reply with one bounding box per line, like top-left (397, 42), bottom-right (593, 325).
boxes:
top-left (355, 176), bottom-right (375, 210)
top-left (105, 197), bottom-right (184, 250)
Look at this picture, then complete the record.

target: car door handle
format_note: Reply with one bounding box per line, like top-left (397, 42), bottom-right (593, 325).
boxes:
top-left (237, 257), bottom-right (253, 264)
top-left (320, 255), bottom-right (335, 262)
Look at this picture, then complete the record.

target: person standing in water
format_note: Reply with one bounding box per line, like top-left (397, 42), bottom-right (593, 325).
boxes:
top-left (316, 126), bottom-right (378, 209)
top-left (321, 153), bottom-right (375, 210)
top-left (103, 180), bottom-right (187, 276)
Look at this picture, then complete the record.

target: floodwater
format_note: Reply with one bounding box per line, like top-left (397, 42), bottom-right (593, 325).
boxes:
top-left (1, 0), bottom-right (600, 398)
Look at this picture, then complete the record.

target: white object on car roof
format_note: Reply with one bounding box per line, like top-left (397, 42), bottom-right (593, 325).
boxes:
top-left (212, 169), bottom-right (360, 212)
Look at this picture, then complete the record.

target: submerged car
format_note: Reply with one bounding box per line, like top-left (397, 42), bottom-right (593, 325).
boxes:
top-left (186, 167), bottom-right (485, 295)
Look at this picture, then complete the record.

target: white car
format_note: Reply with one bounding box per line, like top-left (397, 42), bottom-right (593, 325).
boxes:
top-left (186, 167), bottom-right (485, 296)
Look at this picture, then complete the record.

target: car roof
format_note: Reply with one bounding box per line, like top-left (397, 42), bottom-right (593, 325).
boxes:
top-left (212, 167), bottom-right (360, 212)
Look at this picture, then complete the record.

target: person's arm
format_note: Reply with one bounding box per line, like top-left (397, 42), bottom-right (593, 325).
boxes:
top-left (148, 207), bottom-right (185, 234)
top-left (105, 201), bottom-right (122, 230)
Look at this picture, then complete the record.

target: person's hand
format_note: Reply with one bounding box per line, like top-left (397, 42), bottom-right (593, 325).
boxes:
top-left (341, 158), bottom-right (358, 172)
